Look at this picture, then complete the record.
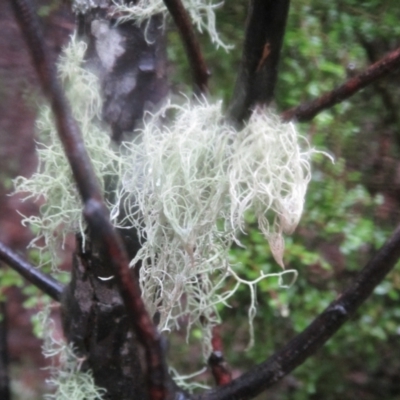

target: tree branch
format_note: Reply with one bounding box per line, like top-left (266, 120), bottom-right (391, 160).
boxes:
top-left (163, 0), bottom-right (209, 94)
top-left (197, 225), bottom-right (400, 400)
top-left (0, 240), bottom-right (64, 302)
top-left (10, 1), bottom-right (168, 398)
top-left (228, 0), bottom-right (290, 124)
top-left (208, 325), bottom-right (232, 386)
top-left (282, 46), bottom-right (400, 122)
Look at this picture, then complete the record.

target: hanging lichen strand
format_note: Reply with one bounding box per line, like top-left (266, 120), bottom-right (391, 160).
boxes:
top-left (35, 309), bottom-right (106, 400)
top-left (108, 0), bottom-right (232, 51)
top-left (115, 100), bottom-right (312, 351)
top-left (13, 36), bottom-right (122, 269)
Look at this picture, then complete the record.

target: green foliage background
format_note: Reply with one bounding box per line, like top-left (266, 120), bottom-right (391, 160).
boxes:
top-left (169, 1), bottom-right (400, 399)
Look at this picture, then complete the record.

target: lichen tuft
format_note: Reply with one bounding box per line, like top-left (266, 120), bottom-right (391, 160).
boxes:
top-left (112, 0), bottom-right (232, 51)
top-left (13, 35), bottom-right (122, 269)
top-left (117, 99), bottom-right (312, 352)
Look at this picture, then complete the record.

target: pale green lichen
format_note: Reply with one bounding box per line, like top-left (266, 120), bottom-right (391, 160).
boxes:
top-left (112, 0), bottom-right (232, 51)
top-left (35, 309), bottom-right (106, 400)
top-left (169, 366), bottom-right (210, 392)
top-left (116, 99), bottom-right (312, 352)
top-left (13, 35), bottom-right (123, 269)
top-left (229, 108), bottom-right (312, 268)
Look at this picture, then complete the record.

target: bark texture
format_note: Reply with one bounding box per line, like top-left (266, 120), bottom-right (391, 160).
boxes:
top-left (77, 4), bottom-right (169, 142)
top-left (61, 237), bottom-right (148, 400)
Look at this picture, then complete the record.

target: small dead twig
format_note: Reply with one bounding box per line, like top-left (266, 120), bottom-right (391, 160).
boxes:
top-left (282, 46), bottom-right (400, 122)
top-left (0, 240), bottom-right (64, 302)
top-left (163, 0), bottom-right (209, 94)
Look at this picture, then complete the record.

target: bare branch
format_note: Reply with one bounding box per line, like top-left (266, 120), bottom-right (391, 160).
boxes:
top-left (197, 225), bottom-right (400, 400)
top-left (228, 0), bottom-right (290, 124)
top-left (0, 240), bottom-right (64, 302)
top-left (10, 1), bottom-right (168, 398)
top-left (282, 46), bottom-right (400, 122)
top-left (208, 326), bottom-right (232, 386)
top-left (163, 0), bottom-right (209, 94)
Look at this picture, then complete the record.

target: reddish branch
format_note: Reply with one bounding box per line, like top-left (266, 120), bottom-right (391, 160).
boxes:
top-left (0, 241), bottom-right (64, 302)
top-left (282, 46), bottom-right (400, 122)
top-left (208, 326), bottom-right (232, 386)
top-left (228, 0), bottom-right (290, 124)
top-left (163, 0), bottom-right (209, 94)
top-left (10, 1), bottom-right (168, 399)
top-left (196, 225), bottom-right (400, 400)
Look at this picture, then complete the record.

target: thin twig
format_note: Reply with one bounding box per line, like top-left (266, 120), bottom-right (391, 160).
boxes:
top-left (282, 46), bottom-right (400, 122)
top-left (197, 225), bottom-right (400, 400)
top-left (228, 0), bottom-right (290, 124)
top-left (208, 325), bottom-right (231, 386)
top-left (10, 1), bottom-right (168, 399)
top-left (163, 0), bottom-right (209, 94)
top-left (0, 240), bottom-right (64, 302)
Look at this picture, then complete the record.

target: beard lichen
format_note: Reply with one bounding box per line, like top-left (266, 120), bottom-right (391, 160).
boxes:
top-left (15, 26), bottom-right (319, 392)
top-left (115, 99), bottom-right (312, 352)
top-left (111, 0), bottom-right (232, 51)
top-left (13, 36), bottom-right (123, 269)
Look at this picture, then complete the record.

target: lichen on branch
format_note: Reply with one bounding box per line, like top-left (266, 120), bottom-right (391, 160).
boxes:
top-left (116, 99), bottom-right (315, 351)
top-left (110, 0), bottom-right (232, 51)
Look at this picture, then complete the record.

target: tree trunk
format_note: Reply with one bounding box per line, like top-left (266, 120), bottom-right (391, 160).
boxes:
top-left (60, 3), bottom-right (170, 398)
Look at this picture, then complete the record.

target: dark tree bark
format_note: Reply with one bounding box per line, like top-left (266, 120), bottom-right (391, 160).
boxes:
top-left (76, 4), bottom-right (169, 142)
top-left (61, 237), bottom-right (149, 400)
top-left (228, 0), bottom-right (290, 124)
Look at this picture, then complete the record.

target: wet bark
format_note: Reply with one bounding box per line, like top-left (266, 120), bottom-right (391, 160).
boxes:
top-left (61, 237), bottom-right (148, 400)
top-left (76, 3), bottom-right (169, 142)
